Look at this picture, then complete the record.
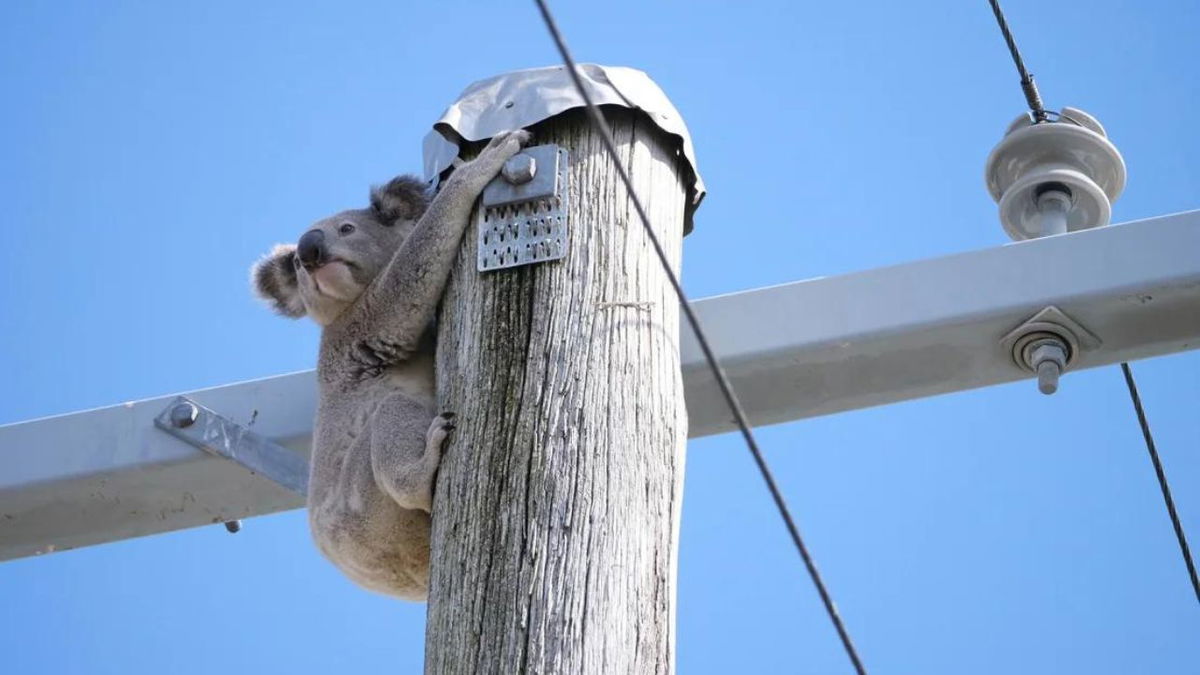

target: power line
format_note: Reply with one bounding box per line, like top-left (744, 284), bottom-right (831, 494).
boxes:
top-left (1120, 363), bottom-right (1200, 605)
top-left (530, 1), bottom-right (869, 673)
top-left (987, 0), bottom-right (1048, 122)
top-left (984, 0), bottom-right (1199, 610)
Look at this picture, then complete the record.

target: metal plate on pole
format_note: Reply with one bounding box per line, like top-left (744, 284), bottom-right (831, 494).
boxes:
top-left (477, 145), bottom-right (570, 272)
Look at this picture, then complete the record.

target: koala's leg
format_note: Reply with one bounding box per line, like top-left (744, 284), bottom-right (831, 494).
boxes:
top-left (369, 395), bottom-right (452, 513)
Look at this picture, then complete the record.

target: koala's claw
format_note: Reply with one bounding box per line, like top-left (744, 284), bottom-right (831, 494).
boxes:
top-left (486, 129), bottom-right (533, 152)
top-left (511, 129), bottom-right (533, 147)
top-left (426, 412), bottom-right (457, 456)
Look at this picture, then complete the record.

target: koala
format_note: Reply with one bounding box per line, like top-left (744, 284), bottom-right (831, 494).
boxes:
top-left (251, 129), bottom-right (532, 600)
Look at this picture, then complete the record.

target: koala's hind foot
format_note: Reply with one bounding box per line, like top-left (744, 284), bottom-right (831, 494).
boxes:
top-left (370, 398), bottom-right (453, 514)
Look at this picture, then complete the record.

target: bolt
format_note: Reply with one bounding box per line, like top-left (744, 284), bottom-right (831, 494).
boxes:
top-left (170, 401), bottom-right (199, 428)
top-left (224, 520), bottom-right (242, 534)
top-left (1023, 337), bottom-right (1068, 395)
top-left (502, 154), bottom-right (536, 185)
top-left (1035, 183), bottom-right (1072, 237)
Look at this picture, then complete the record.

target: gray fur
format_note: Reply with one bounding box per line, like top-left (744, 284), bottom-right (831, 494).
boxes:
top-left (251, 130), bottom-right (532, 600)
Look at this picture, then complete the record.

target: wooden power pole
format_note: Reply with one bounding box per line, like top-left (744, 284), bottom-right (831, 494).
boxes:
top-left (425, 107), bottom-right (690, 674)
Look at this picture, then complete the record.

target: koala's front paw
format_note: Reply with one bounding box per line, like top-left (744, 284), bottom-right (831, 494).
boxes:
top-left (481, 129), bottom-right (533, 165)
top-left (461, 130), bottom-right (533, 188)
top-left (425, 412), bottom-right (456, 460)
top-left (486, 129), bottom-right (533, 152)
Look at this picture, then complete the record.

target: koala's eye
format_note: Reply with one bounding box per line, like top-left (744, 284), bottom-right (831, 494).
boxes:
top-left (338, 223), bottom-right (355, 236)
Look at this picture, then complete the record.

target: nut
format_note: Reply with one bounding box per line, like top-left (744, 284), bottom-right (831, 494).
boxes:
top-left (501, 154), bottom-right (536, 185)
top-left (169, 401), bottom-right (199, 428)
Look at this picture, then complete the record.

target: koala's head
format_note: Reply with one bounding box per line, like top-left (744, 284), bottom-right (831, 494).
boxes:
top-left (252, 175), bottom-right (429, 326)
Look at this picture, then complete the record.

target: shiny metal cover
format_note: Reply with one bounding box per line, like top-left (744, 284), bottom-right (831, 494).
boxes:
top-left (423, 64), bottom-right (704, 234)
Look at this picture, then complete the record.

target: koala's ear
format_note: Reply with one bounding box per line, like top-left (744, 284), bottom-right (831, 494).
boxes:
top-left (370, 175), bottom-right (430, 224)
top-left (251, 244), bottom-right (306, 318)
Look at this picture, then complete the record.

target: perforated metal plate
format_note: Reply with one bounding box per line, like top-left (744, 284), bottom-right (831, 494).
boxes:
top-left (477, 145), bottom-right (569, 272)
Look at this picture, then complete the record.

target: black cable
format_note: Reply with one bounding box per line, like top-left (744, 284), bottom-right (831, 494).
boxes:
top-left (1120, 362), bottom-right (1200, 605)
top-left (531, 2), bottom-right (869, 672)
top-left (985, 0), bottom-right (1199, 606)
top-left (987, 0), bottom-right (1048, 122)
top-left (989, 0), bottom-right (1199, 615)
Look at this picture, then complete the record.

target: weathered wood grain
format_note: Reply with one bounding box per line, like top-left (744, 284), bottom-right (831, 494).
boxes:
top-left (425, 108), bottom-right (688, 674)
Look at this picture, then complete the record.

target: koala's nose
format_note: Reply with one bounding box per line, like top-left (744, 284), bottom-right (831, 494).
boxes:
top-left (297, 229), bottom-right (327, 268)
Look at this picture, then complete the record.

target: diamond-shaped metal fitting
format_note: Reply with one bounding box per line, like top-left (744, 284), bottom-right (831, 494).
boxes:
top-left (477, 145), bottom-right (569, 272)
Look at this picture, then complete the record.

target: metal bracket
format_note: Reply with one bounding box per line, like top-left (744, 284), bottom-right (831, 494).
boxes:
top-left (999, 306), bottom-right (1103, 394)
top-left (153, 396), bottom-right (309, 497)
top-left (477, 143), bottom-right (570, 272)
top-left (1000, 305), bottom-right (1102, 369)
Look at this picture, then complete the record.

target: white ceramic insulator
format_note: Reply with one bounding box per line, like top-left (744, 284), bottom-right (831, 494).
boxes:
top-left (984, 107), bottom-right (1126, 242)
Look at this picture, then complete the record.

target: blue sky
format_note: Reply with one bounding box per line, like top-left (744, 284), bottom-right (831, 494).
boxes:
top-left (1, 1), bottom-right (1197, 673)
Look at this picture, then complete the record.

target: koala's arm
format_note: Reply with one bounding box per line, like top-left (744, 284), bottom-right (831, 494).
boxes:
top-left (353, 130), bottom-right (531, 354)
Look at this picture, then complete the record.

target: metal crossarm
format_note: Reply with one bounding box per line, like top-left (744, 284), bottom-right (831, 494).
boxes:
top-left (2, 210), bottom-right (1198, 561)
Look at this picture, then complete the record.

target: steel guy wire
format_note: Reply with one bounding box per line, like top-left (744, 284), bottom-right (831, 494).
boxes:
top-left (1120, 363), bottom-right (1200, 606)
top-left (531, 1), bottom-right (869, 672)
top-left (987, 0), bottom-right (1048, 122)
